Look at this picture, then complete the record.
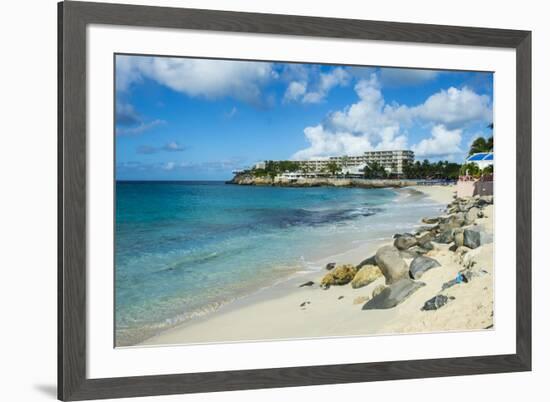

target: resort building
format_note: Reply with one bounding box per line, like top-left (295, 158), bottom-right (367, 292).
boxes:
top-left (258, 150), bottom-right (414, 177)
top-left (465, 152), bottom-right (494, 170)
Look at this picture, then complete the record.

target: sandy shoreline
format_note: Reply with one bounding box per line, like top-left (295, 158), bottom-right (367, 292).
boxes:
top-left (139, 184), bottom-right (493, 347)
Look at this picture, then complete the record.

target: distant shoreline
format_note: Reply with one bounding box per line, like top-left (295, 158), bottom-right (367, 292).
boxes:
top-left (227, 175), bottom-right (422, 188)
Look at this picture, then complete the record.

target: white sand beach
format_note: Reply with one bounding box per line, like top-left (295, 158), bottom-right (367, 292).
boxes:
top-left (140, 185), bottom-right (494, 347)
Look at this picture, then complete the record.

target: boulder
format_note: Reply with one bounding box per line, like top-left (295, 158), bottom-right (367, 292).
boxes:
top-left (362, 278), bottom-right (426, 310)
top-left (409, 255), bottom-right (442, 279)
top-left (422, 295), bottom-right (450, 311)
top-left (351, 265), bottom-right (383, 289)
top-left (299, 281), bottom-right (314, 288)
top-left (394, 235), bottom-right (418, 250)
top-left (371, 284), bottom-right (386, 298)
top-left (353, 296), bottom-right (369, 305)
top-left (466, 207), bottom-right (482, 223)
top-left (453, 230), bottom-right (464, 248)
top-left (325, 262), bottom-right (336, 270)
top-left (463, 229), bottom-right (481, 249)
top-left (422, 217), bottom-right (440, 224)
top-left (434, 229), bottom-right (454, 244)
top-left (477, 195), bottom-right (493, 206)
top-left (320, 264), bottom-right (358, 288)
top-left (356, 255), bottom-right (377, 269)
top-left (418, 241), bottom-right (434, 251)
top-left (416, 232), bottom-right (434, 246)
top-left (375, 245), bottom-right (409, 284)
top-left (440, 214), bottom-right (465, 230)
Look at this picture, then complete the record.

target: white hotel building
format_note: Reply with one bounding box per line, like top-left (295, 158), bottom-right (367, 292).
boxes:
top-left (256, 150), bottom-right (414, 177)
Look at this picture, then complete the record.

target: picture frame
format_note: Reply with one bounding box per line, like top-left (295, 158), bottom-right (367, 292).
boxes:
top-left (58, 1), bottom-right (532, 400)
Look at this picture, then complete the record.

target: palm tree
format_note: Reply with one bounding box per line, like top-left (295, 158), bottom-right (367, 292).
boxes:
top-left (326, 161), bottom-right (341, 177)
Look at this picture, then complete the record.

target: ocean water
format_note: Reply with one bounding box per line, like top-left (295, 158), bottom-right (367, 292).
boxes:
top-left (115, 181), bottom-right (442, 346)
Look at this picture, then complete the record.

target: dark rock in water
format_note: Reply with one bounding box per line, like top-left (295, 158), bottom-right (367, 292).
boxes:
top-left (422, 217), bottom-right (440, 224)
top-left (375, 245), bottom-right (409, 284)
top-left (435, 229), bottom-right (454, 244)
top-left (394, 235), bottom-right (418, 251)
top-left (422, 295), bottom-right (450, 311)
top-left (300, 301), bottom-right (308, 307)
top-left (409, 256), bottom-right (441, 279)
top-left (299, 281), bottom-right (314, 288)
top-left (463, 229), bottom-right (481, 249)
top-left (362, 278), bottom-right (425, 310)
top-left (357, 255), bottom-right (377, 269)
top-left (325, 262), bottom-right (336, 270)
top-left (338, 296), bottom-right (344, 300)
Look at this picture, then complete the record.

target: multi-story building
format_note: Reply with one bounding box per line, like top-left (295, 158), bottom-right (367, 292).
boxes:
top-left (254, 150), bottom-right (414, 176)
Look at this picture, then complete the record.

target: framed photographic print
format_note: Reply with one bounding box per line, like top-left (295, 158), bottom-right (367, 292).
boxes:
top-left (58, 1), bottom-right (531, 400)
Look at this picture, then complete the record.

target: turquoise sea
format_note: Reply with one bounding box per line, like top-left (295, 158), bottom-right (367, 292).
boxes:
top-left (115, 181), bottom-right (442, 346)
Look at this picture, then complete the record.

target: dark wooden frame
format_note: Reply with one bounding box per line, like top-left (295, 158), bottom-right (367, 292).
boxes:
top-left (58, 1), bottom-right (532, 400)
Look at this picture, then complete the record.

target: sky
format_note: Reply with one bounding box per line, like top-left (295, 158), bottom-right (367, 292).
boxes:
top-left (115, 54), bottom-right (493, 181)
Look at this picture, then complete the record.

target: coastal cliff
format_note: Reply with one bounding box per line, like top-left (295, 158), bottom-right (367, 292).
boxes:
top-left (227, 173), bottom-right (417, 188)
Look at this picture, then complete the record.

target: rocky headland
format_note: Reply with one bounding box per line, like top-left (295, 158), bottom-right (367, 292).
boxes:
top-left (227, 173), bottom-right (417, 188)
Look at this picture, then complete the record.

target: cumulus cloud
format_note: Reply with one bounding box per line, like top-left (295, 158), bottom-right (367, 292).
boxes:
top-left (413, 86), bottom-right (492, 128)
top-left (116, 55), bottom-right (275, 105)
top-left (284, 67), bottom-right (350, 104)
top-left (292, 74), bottom-right (491, 160)
top-left (292, 74), bottom-right (408, 160)
top-left (412, 125), bottom-right (463, 157)
top-left (283, 81), bottom-right (307, 103)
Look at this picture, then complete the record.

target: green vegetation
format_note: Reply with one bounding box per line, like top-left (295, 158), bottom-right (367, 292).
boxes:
top-left (325, 161), bottom-right (342, 176)
top-left (402, 160), bottom-right (461, 180)
top-left (362, 162), bottom-right (387, 179)
top-left (468, 136), bottom-right (493, 155)
top-left (251, 160), bottom-right (301, 179)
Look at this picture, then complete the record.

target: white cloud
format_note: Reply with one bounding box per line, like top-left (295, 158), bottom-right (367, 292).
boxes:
top-left (292, 74), bottom-right (408, 159)
top-left (284, 67), bottom-right (350, 104)
top-left (283, 81), bottom-right (307, 103)
top-left (302, 67), bottom-right (350, 103)
top-left (412, 125), bottom-right (463, 157)
top-left (116, 56), bottom-right (275, 104)
top-left (413, 86), bottom-right (492, 128)
top-left (292, 75), bottom-right (488, 160)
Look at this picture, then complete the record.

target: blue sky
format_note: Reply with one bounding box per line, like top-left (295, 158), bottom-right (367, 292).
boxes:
top-left (115, 55), bottom-right (493, 180)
